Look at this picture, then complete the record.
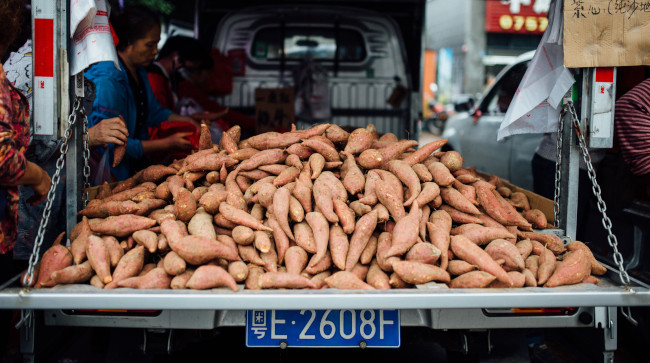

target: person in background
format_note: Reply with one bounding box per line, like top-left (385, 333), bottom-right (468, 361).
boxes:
top-left (0, 0), bottom-right (51, 359)
top-left (147, 35), bottom-right (206, 111)
top-left (84, 5), bottom-right (198, 183)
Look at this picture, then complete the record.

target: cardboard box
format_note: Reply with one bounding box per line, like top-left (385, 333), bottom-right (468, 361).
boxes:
top-left (254, 87), bottom-right (295, 133)
top-left (563, 0), bottom-right (650, 67)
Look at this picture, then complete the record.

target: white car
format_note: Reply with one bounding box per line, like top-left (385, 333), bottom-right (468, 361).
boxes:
top-left (441, 51), bottom-right (541, 190)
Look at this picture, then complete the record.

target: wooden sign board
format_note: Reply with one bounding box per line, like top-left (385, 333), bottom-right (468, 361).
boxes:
top-left (563, 0), bottom-right (650, 67)
top-left (254, 87), bottom-right (295, 133)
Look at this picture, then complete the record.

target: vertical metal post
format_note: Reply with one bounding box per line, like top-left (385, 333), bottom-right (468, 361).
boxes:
top-left (193, 0), bottom-right (200, 39)
top-left (558, 88), bottom-right (581, 239)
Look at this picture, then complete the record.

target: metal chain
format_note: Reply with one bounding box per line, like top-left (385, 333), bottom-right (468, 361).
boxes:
top-left (567, 101), bottom-right (631, 287)
top-left (22, 98), bottom-right (82, 287)
top-left (553, 107), bottom-right (565, 227)
top-left (81, 104), bottom-right (91, 207)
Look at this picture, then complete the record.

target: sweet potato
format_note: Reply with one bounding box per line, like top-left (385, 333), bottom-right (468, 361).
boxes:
top-left (452, 181), bottom-right (478, 208)
top-left (536, 248), bottom-right (557, 285)
top-left (309, 153), bottom-right (326, 179)
top-left (522, 209), bottom-right (547, 229)
top-left (375, 179), bottom-right (406, 221)
top-left (412, 163), bottom-right (433, 182)
top-left (439, 205), bottom-right (484, 225)
top-left (117, 268), bottom-right (171, 289)
top-left (489, 271), bottom-right (526, 288)
top-left (427, 209), bottom-right (452, 270)
top-left (387, 200), bottom-right (421, 257)
top-left (51, 260), bottom-right (94, 285)
top-left (77, 200), bottom-right (140, 218)
top-left (405, 242), bottom-right (441, 265)
top-left (345, 210), bottom-right (378, 271)
top-left (518, 231), bottom-right (566, 255)
top-left (449, 271), bottom-right (495, 288)
top-left (402, 139), bottom-right (448, 166)
top-left (349, 200), bottom-right (372, 216)
top-left (523, 269), bottom-right (537, 287)
top-left (170, 235), bottom-right (239, 265)
top-left (366, 260), bottom-right (390, 289)
top-left (260, 271), bottom-right (316, 289)
top-left (171, 269), bottom-right (194, 289)
top-left (450, 235), bottom-right (512, 286)
top-left (305, 250), bottom-right (333, 275)
top-left (232, 226), bottom-right (255, 245)
top-left (460, 226), bottom-right (516, 246)
top-left (271, 186), bottom-right (295, 240)
top-left (219, 202), bottom-right (273, 232)
top-left (343, 128), bottom-right (374, 154)
top-left (88, 214), bottom-right (156, 237)
top-left (294, 222), bottom-right (318, 254)
top-left (152, 245), bottom-right (179, 272)
top-left (428, 162), bottom-right (455, 186)
top-left (245, 264), bottom-right (264, 290)
top-left (447, 259), bottom-right (477, 276)
top-left (286, 143), bottom-right (314, 159)
top-left (238, 149), bottom-right (286, 171)
top-left (89, 275), bottom-right (105, 289)
top-left (103, 245), bottom-right (146, 289)
top-left (485, 239), bottom-right (525, 271)
top-left (285, 246), bottom-right (308, 275)
top-left (245, 132), bottom-right (301, 150)
top-left (392, 261), bottom-right (450, 285)
top-left (254, 230), bottom-right (272, 254)
top-left (304, 211), bottom-right (330, 268)
top-left (386, 160), bottom-right (420, 206)
top-left (266, 216), bottom-right (289, 265)
top-left (86, 235), bottom-right (112, 284)
top-left (228, 261), bottom-right (249, 283)
top-left (545, 249), bottom-right (592, 287)
top-left (186, 265), bottom-right (239, 291)
top-left (360, 234), bottom-right (378, 265)
top-left (132, 230), bottom-right (158, 254)
top-left (439, 150), bottom-right (463, 172)
top-left (358, 149), bottom-right (384, 169)
top-left (440, 186), bottom-right (481, 215)
top-left (325, 124), bottom-right (350, 144)
top-left (378, 140), bottom-right (419, 164)
top-left (325, 271), bottom-right (374, 290)
top-left (516, 239), bottom-right (533, 259)
top-left (525, 255), bottom-right (540, 279)
top-left (273, 166), bottom-right (300, 187)
top-left (139, 164), bottom-right (177, 183)
top-left (310, 270), bottom-right (332, 289)
top-left (331, 199), bottom-right (354, 234)
top-left (302, 139), bottom-right (340, 162)
top-left (238, 244), bottom-right (265, 266)
top-left (565, 241), bottom-right (607, 275)
top-left (388, 272), bottom-right (412, 288)
top-left (101, 236), bottom-right (124, 268)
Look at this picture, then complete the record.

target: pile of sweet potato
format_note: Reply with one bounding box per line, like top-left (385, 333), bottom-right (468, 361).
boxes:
top-left (26, 123), bottom-right (606, 291)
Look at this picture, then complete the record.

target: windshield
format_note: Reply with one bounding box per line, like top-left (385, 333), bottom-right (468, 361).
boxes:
top-left (251, 26), bottom-right (367, 62)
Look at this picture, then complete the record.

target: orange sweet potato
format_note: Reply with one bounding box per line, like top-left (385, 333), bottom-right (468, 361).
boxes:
top-left (254, 230), bottom-right (272, 254)
top-left (439, 205), bottom-right (484, 225)
top-left (86, 235), bottom-right (112, 284)
top-left (360, 234), bottom-right (379, 265)
top-left (228, 261), bottom-right (249, 283)
top-left (427, 209), bottom-right (452, 270)
top-left (484, 239), bottom-right (525, 271)
top-left (51, 260), bottom-right (94, 285)
top-left (516, 239), bottom-right (533, 259)
top-left (305, 250), bottom-right (333, 275)
top-left (305, 211), bottom-right (330, 268)
top-left (447, 259), bottom-right (477, 276)
top-left (402, 139), bottom-right (448, 166)
top-left (358, 149), bottom-right (384, 169)
top-left (293, 222), bottom-right (318, 254)
top-left (449, 271), bottom-right (495, 288)
top-left (386, 160), bottom-right (421, 207)
top-left (170, 235), bottom-right (239, 265)
top-left (219, 202), bottom-right (273, 232)
top-left (450, 235), bottom-right (512, 287)
top-left (132, 230), bottom-right (158, 254)
top-left (325, 271), bottom-right (374, 290)
top-left (89, 215), bottom-right (156, 238)
top-left (245, 264), bottom-right (265, 290)
top-left (104, 245), bottom-right (146, 289)
top-left (405, 242), bottom-right (441, 265)
top-left (232, 225), bottom-right (255, 245)
top-left (392, 261), bottom-right (451, 285)
top-left (345, 209), bottom-right (378, 271)
top-left (387, 200), bottom-right (421, 257)
top-left (428, 161), bottom-right (455, 186)
top-left (102, 236), bottom-right (124, 268)
top-left (375, 179), bottom-right (406, 221)
top-left (545, 249), bottom-right (592, 287)
top-left (260, 271), bottom-right (316, 289)
top-left (460, 226), bottom-right (517, 246)
top-left (343, 128), bottom-right (374, 155)
top-left (536, 247), bottom-right (557, 285)
top-left (366, 260), bottom-right (391, 289)
top-left (440, 151), bottom-right (464, 172)
top-left (186, 265), bottom-right (239, 291)
top-left (328, 224), bottom-right (349, 270)
top-left (118, 267), bottom-right (171, 289)
top-left (271, 186), bottom-right (295, 240)
top-left (163, 251), bottom-right (187, 276)
top-left (565, 241), bottom-right (607, 275)
top-left (266, 216), bottom-right (289, 265)
top-left (522, 209), bottom-right (547, 229)
top-left (440, 186), bottom-right (481, 215)
top-left (285, 246), bottom-right (308, 275)
top-left (325, 124), bottom-right (350, 144)
top-left (171, 269), bottom-right (195, 289)
top-left (518, 231), bottom-right (566, 255)
top-left (288, 196), bottom-right (305, 223)
top-left (489, 271), bottom-right (526, 288)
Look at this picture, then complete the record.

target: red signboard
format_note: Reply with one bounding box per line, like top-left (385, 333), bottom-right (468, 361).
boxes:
top-left (485, 0), bottom-right (548, 34)
top-left (34, 18), bottom-right (54, 78)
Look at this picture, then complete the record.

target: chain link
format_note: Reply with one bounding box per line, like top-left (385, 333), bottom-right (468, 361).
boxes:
top-left (23, 98), bottom-right (83, 287)
top-left (566, 101), bottom-right (631, 287)
top-left (81, 103), bottom-right (91, 208)
top-left (553, 107), bottom-right (565, 228)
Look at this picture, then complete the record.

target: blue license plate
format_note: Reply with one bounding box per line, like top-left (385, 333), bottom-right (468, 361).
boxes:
top-left (245, 309), bottom-right (400, 348)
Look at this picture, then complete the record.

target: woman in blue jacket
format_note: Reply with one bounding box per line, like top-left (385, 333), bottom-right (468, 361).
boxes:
top-left (85, 6), bottom-right (197, 182)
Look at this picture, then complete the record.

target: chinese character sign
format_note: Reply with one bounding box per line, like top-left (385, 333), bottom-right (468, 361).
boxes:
top-left (563, 0), bottom-right (650, 67)
top-left (254, 88), bottom-right (295, 133)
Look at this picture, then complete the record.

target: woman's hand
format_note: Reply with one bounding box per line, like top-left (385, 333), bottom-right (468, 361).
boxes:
top-left (164, 132), bottom-right (194, 151)
top-left (88, 116), bottom-right (129, 148)
top-left (26, 166), bottom-right (52, 205)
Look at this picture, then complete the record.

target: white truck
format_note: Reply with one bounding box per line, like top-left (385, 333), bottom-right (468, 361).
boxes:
top-left (1, 1), bottom-right (648, 362)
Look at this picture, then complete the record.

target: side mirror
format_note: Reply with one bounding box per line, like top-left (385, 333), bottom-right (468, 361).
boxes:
top-left (472, 109), bottom-right (482, 124)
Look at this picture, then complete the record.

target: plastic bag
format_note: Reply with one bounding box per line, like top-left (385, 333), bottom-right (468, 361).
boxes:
top-left (90, 148), bottom-right (116, 186)
top-left (293, 53), bottom-right (331, 122)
